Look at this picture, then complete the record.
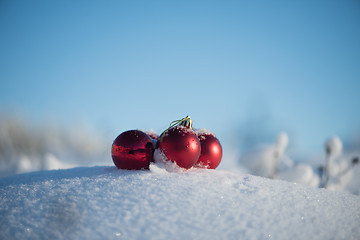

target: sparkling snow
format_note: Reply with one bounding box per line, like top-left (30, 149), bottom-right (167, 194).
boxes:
top-left (1, 164), bottom-right (359, 240)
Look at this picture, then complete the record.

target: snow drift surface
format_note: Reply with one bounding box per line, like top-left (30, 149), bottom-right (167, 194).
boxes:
top-left (0, 165), bottom-right (359, 240)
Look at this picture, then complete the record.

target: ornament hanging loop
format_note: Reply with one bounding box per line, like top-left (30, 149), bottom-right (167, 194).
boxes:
top-left (159, 115), bottom-right (193, 141)
top-left (170, 115), bottom-right (193, 129)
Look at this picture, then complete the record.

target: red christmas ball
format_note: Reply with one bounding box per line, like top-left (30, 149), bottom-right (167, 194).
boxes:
top-left (195, 131), bottom-right (223, 169)
top-left (111, 130), bottom-right (154, 170)
top-left (157, 125), bottom-right (201, 169)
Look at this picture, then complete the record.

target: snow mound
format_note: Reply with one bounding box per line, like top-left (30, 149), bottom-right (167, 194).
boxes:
top-left (1, 166), bottom-right (359, 240)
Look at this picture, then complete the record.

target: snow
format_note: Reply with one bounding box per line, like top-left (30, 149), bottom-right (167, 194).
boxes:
top-left (325, 136), bottom-right (343, 158)
top-left (239, 133), bottom-right (360, 194)
top-left (0, 115), bottom-right (109, 177)
top-left (153, 148), bottom-right (184, 173)
top-left (195, 128), bottom-right (216, 138)
top-left (240, 132), bottom-right (291, 178)
top-left (276, 163), bottom-right (320, 188)
top-left (1, 164), bottom-right (359, 240)
top-left (322, 136), bottom-right (356, 191)
top-left (1, 118), bottom-right (360, 238)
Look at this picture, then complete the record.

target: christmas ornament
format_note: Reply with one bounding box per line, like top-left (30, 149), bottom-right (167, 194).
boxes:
top-left (156, 116), bottom-right (201, 169)
top-left (195, 130), bottom-right (223, 169)
top-left (111, 130), bottom-right (154, 170)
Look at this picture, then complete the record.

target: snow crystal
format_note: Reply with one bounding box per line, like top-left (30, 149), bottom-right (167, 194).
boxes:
top-left (1, 166), bottom-right (359, 240)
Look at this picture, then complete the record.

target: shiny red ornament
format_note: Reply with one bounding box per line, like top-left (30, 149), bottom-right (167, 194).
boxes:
top-left (195, 132), bottom-right (223, 169)
top-left (111, 130), bottom-right (154, 170)
top-left (157, 125), bottom-right (201, 169)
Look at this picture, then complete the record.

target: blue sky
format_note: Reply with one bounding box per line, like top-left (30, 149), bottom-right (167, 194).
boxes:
top-left (1, 0), bottom-right (359, 156)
